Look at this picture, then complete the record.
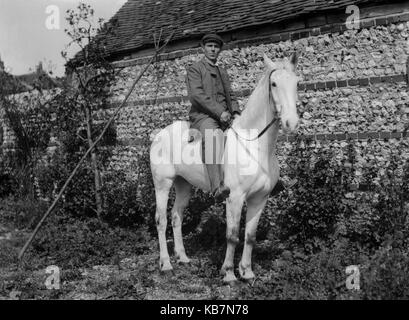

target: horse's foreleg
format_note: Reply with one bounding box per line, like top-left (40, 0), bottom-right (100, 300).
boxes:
top-left (172, 176), bottom-right (192, 264)
top-left (239, 194), bottom-right (268, 281)
top-left (221, 193), bottom-right (245, 283)
top-left (154, 178), bottom-right (173, 272)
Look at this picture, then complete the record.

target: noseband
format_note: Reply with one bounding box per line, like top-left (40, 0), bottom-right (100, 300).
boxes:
top-left (230, 69), bottom-right (280, 141)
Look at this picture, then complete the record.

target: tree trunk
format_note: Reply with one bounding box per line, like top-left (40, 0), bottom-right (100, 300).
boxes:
top-left (84, 105), bottom-right (103, 219)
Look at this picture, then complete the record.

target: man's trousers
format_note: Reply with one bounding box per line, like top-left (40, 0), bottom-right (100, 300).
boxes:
top-left (190, 116), bottom-right (225, 193)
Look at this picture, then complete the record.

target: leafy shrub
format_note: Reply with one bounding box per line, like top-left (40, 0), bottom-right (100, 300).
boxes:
top-left (361, 237), bottom-right (409, 299)
top-left (263, 138), bottom-right (408, 255)
top-left (33, 150), bottom-right (96, 218)
top-left (0, 173), bottom-right (18, 198)
top-left (100, 142), bottom-right (158, 229)
top-left (274, 138), bottom-right (356, 252)
top-left (101, 169), bottom-right (147, 228)
top-left (0, 85), bottom-right (55, 199)
top-left (193, 205), bottom-right (226, 248)
top-left (371, 157), bottom-right (409, 242)
top-left (0, 196), bottom-right (48, 229)
top-left (183, 189), bottom-right (216, 235)
top-left (343, 155), bottom-right (409, 247)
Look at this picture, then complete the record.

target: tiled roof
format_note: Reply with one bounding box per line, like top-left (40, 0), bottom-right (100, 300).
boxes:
top-left (101, 0), bottom-right (395, 58)
top-left (0, 63), bottom-right (60, 94)
top-left (0, 72), bottom-right (24, 95)
top-left (15, 72), bottom-right (59, 92)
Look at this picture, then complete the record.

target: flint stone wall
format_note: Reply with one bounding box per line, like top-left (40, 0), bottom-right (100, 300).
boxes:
top-left (107, 12), bottom-right (409, 186)
top-left (1, 6), bottom-right (408, 188)
top-left (110, 22), bottom-right (409, 101)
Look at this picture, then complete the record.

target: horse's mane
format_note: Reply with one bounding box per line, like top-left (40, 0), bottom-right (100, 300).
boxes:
top-left (237, 68), bottom-right (274, 124)
top-left (233, 58), bottom-right (293, 129)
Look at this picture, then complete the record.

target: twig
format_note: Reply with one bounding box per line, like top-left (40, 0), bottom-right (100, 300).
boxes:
top-left (76, 132), bottom-right (87, 142)
top-left (18, 31), bottom-right (175, 261)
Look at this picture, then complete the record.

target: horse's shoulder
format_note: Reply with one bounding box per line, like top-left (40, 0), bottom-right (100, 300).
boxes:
top-left (167, 120), bottom-right (190, 129)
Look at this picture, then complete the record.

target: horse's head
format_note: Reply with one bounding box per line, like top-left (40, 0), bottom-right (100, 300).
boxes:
top-left (263, 53), bottom-right (300, 133)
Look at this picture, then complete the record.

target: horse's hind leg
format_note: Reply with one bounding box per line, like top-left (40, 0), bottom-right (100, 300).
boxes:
top-left (171, 176), bottom-right (192, 263)
top-left (154, 177), bottom-right (173, 272)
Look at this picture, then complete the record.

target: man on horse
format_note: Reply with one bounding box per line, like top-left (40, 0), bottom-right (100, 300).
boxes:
top-left (186, 33), bottom-right (286, 203)
top-left (152, 46), bottom-right (300, 277)
top-left (186, 33), bottom-right (240, 203)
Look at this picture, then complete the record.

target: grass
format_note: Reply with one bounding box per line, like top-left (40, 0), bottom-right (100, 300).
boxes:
top-left (1, 196), bottom-right (409, 300)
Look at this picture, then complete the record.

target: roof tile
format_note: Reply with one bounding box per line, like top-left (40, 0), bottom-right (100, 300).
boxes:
top-left (92, 0), bottom-right (397, 59)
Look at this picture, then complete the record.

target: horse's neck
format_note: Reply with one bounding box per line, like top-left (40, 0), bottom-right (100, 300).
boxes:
top-left (234, 75), bottom-right (278, 153)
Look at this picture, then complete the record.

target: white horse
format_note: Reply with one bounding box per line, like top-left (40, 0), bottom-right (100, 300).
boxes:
top-left (149, 53), bottom-right (300, 283)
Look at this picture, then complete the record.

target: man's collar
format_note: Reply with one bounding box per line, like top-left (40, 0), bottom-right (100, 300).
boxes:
top-left (203, 57), bottom-right (219, 67)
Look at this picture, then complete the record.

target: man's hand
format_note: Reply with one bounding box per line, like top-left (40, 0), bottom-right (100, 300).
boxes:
top-left (220, 111), bottom-right (232, 124)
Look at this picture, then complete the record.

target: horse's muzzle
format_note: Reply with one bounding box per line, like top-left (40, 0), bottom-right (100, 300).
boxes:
top-left (281, 114), bottom-right (299, 132)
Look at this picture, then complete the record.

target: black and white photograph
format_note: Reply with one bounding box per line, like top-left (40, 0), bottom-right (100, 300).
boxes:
top-left (0, 0), bottom-right (408, 303)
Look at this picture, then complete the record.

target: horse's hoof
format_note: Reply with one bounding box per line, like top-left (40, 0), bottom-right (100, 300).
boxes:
top-left (224, 279), bottom-right (240, 287)
top-left (240, 270), bottom-right (256, 281)
top-left (223, 273), bottom-right (238, 285)
top-left (159, 260), bottom-right (174, 273)
top-left (177, 257), bottom-right (191, 264)
top-left (239, 263), bottom-right (255, 281)
top-left (160, 267), bottom-right (174, 275)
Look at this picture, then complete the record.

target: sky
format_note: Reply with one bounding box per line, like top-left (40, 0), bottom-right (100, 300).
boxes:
top-left (0, 0), bottom-right (127, 77)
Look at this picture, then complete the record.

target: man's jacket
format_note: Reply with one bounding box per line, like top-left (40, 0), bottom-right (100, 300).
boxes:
top-left (186, 58), bottom-right (241, 126)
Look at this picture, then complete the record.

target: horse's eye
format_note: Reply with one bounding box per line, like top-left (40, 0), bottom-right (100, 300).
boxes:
top-left (271, 82), bottom-right (277, 87)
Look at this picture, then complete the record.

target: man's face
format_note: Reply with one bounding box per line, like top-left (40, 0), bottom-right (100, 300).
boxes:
top-left (202, 41), bottom-right (221, 63)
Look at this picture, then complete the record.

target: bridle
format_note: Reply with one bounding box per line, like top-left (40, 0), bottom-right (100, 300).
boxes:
top-left (229, 69), bottom-right (280, 141)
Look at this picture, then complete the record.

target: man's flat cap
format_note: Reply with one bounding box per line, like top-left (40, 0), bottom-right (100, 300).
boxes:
top-left (201, 34), bottom-right (224, 47)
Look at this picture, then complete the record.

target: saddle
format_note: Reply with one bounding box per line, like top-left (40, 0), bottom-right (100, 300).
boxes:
top-left (187, 120), bottom-right (232, 143)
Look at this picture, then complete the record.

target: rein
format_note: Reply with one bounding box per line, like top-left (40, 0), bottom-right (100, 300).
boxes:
top-left (229, 116), bottom-right (279, 141)
top-left (229, 69), bottom-right (279, 141)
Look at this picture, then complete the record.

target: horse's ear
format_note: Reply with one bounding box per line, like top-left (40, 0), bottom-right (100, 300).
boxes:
top-left (263, 53), bottom-right (276, 70)
top-left (289, 51), bottom-right (299, 70)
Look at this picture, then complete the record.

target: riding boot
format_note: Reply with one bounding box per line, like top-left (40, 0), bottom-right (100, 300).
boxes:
top-left (270, 179), bottom-right (285, 196)
top-left (207, 163), bottom-right (230, 203)
top-left (213, 183), bottom-right (230, 203)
